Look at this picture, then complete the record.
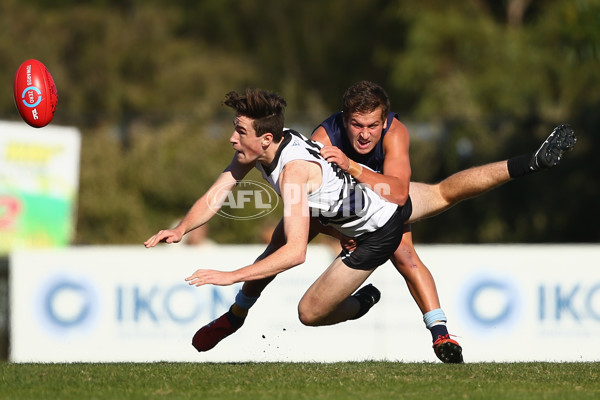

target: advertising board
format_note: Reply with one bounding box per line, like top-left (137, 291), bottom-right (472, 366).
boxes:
top-left (10, 244), bottom-right (600, 362)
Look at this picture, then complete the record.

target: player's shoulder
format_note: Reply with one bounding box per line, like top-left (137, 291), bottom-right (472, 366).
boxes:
top-left (383, 116), bottom-right (410, 154)
top-left (384, 117), bottom-right (409, 141)
top-left (388, 115), bottom-right (409, 134)
top-left (310, 125), bottom-right (332, 146)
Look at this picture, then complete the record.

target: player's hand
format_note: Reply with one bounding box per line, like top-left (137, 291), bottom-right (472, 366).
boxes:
top-left (340, 235), bottom-right (357, 252)
top-left (185, 269), bottom-right (236, 287)
top-left (320, 146), bottom-right (349, 171)
top-left (144, 229), bottom-right (183, 248)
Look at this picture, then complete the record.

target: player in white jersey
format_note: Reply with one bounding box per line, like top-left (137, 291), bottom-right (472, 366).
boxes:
top-left (145, 88), bottom-right (418, 328)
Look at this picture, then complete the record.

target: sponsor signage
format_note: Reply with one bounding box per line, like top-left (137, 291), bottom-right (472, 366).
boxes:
top-left (10, 244), bottom-right (600, 362)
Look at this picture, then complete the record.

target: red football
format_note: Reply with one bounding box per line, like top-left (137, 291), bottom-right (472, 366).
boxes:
top-left (13, 59), bottom-right (58, 128)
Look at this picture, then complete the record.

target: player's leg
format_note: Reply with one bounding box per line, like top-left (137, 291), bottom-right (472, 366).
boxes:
top-left (191, 278), bottom-right (273, 352)
top-left (227, 219), bottom-right (288, 321)
top-left (407, 123), bottom-right (577, 223)
top-left (390, 225), bottom-right (463, 363)
top-left (390, 225), bottom-right (440, 314)
top-left (408, 160), bottom-right (510, 223)
top-left (298, 207), bottom-right (407, 326)
top-left (297, 256), bottom-right (375, 326)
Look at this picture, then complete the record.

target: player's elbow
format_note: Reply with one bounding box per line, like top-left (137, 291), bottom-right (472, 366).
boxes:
top-left (280, 243), bottom-right (306, 269)
top-left (290, 249), bottom-right (306, 266)
top-left (372, 182), bottom-right (409, 206)
top-left (381, 189), bottom-right (408, 207)
top-left (389, 192), bottom-right (409, 207)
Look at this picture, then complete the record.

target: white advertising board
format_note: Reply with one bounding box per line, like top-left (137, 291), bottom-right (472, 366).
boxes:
top-left (9, 244), bottom-right (600, 362)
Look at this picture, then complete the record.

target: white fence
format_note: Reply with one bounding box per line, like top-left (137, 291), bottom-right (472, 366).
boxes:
top-left (10, 244), bottom-right (600, 362)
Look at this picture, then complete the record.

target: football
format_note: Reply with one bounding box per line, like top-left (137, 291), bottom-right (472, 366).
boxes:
top-left (13, 59), bottom-right (58, 128)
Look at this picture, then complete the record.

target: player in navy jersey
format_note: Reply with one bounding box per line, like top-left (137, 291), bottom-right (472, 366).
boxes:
top-left (313, 82), bottom-right (454, 360)
top-left (145, 87), bottom-right (576, 363)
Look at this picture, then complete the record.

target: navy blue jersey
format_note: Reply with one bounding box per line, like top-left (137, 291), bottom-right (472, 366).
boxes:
top-left (314, 111), bottom-right (400, 173)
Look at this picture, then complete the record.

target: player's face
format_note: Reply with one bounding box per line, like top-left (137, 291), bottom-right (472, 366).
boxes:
top-left (230, 115), bottom-right (266, 164)
top-left (344, 107), bottom-right (387, 155)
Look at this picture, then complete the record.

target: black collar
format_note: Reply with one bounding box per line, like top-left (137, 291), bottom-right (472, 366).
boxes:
top-left (261, 130), bottom-right (292, 176)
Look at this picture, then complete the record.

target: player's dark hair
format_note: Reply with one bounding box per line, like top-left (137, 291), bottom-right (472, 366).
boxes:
top-left (342, 81), bottom-right (390, 123)
top-left (223, 89), bottom-right (287, 142)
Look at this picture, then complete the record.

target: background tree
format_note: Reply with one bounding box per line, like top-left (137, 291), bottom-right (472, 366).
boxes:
top-left (0, 0), bottom-right (597, 244)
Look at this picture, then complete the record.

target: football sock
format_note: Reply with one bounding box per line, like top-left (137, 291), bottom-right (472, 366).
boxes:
top-left (225, 306), bottom-right (245, 328)
top-left (507, 154), bottom-right (534, 178)
top-left (423, 308), bottom-right (449, 341)
top-left (230, 290), bottom-right (259, 319)
top-left (351, 296), bottom-right (373, 320)
top-left (230, 304), bottom-right (248, 319)
top-left (430, 323), bottom-right (449, 341)
top-left (235, 289), bottom-right (260, 308)
top-left (349, 284), bottom-right (380, 320)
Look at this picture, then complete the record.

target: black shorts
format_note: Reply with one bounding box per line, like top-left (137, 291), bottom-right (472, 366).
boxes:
top-left (340, 197), bottom-right (412, 271)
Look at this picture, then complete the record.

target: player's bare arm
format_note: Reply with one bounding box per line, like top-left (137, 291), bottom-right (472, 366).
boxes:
top-left (377, 118), bottom-right (411, 205)
top-left (313, 119), bottom-right (411, 206)
top-left (310, 126), bottom-right (334, 147)
top-left (185, 160), bottom-right (315, 287)
top-left (144, 154), bottom-right (253, 248)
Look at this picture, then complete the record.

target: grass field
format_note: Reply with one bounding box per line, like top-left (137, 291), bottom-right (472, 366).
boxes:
top-left (1, 362), bottom-right (599, 399)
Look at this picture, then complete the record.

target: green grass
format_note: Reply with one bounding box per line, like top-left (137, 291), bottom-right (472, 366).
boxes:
top-left (1, 362), bottom-right (599, 400)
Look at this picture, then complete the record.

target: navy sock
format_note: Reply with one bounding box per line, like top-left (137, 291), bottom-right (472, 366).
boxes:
top-left (507, 154), bottom-right (534, 178)
top-left (430, 324), bottom-right (449, 341)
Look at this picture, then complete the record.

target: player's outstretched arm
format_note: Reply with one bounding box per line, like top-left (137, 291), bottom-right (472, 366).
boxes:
top-left (186, 160), bottom-right (313, 287)
top-left (144, 154), bottom-right (253, 248)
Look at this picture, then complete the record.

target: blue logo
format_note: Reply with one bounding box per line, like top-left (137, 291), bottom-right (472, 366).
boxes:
top-left (458, 272), bottom-right (523, 335)
top-left (37, 273), bottom-right (101, 336)
top-left (21, 86), bottom-right (43, 108)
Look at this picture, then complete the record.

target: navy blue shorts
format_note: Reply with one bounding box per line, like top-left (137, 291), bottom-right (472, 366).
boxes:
top-left (340, 197), bottom-right (412, 271)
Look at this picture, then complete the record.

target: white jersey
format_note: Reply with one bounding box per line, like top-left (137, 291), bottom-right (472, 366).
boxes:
top-left (255, 129), bottom-right (398, 237)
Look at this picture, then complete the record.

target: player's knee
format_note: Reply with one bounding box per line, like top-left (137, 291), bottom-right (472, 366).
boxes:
top-left (397, 238), bottom-right (414, 254)
top-left (391, 243), bottom-right (418, 271)
top-left (297, 303), bottom-right (321, 326)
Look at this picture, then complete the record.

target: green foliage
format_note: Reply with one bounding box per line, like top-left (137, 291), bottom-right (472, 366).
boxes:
top-left (0, 0), bottom-right (598, 244)
top-left (1, 362), bottom-right (599, 399)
